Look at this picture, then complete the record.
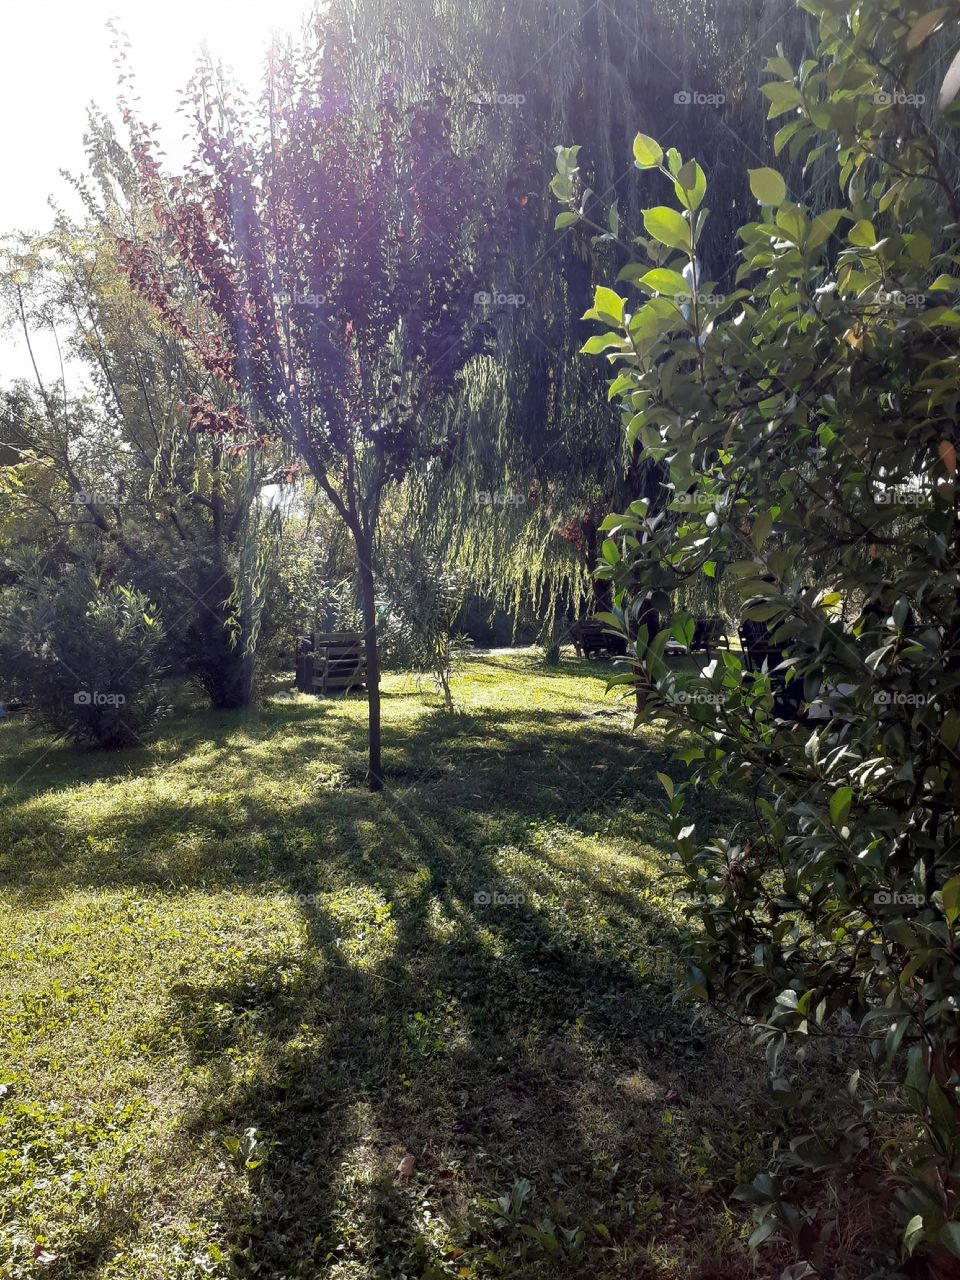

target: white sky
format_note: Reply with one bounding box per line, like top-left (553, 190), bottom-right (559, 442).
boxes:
top-left (0, 0), bottom-right (310, 384)
top-left (1, 0), bottom-right (311, 234)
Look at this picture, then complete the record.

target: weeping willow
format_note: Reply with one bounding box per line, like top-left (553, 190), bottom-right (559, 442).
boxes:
top-left (331, 0), bottom-right (823, 627)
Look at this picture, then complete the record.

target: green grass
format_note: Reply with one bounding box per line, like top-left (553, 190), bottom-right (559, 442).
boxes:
top-left (1, 650), bottom-right (776, 1279)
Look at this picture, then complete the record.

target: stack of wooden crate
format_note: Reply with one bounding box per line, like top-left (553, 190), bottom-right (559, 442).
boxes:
top-left (295, 632), bottom-right (366, 695)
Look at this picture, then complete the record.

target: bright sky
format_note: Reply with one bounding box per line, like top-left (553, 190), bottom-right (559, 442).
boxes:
top-left (1, 0), bottom-right (312, 232)
top-left (0, 0), bottom-right (311, 380)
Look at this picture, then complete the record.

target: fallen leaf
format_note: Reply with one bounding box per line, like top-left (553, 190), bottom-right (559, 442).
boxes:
top-left (843, 325), bottom-right (863, 350)
top-left (907, 7), bottom-right (947, 50)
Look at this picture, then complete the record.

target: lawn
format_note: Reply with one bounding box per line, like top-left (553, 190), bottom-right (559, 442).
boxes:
top-left (1, 650), bottom-right (785, 1278)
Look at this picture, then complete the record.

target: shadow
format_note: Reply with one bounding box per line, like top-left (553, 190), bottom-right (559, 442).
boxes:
top-left (1, 656), bottom-right (760, 1278)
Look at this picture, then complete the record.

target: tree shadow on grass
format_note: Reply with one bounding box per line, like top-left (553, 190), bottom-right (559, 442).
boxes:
top-left (136, 830), bottom-right (751, 1280)
top-left (3, 681), bottom-right (761, 1276)
top-left (0, 701), bottom-right (703, 900)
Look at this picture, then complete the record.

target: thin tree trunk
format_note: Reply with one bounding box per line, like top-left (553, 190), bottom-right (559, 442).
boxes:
top-left (356, 530), bottom-right (383, 792)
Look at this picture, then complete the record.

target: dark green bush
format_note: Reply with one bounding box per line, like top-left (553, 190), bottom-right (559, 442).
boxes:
top-left (1, 560), bottom-right (167, 748)
top-left (555, 0), bottom-right (960, 1272)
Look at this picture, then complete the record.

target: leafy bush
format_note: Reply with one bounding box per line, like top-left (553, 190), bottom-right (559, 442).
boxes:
top-left (0, 559), bottom-right (167, 748)
top-left (379, 542), bottom-right (471, 710)
top-left (556, 0), bottom-right (960, 1272)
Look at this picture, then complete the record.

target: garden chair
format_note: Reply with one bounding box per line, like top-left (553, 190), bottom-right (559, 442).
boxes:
top-left (689, 615), bottom-right (730, 658)
top-left (570, 617), bottom-right (627, 658)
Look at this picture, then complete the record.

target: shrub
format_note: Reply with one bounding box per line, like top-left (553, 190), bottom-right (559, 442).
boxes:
top-left (0, 560), bottom-right (167, 748)
top-left (556, 0), bottom-right (960, 1271)
top-left (379, 542), bottom-right (470, 711)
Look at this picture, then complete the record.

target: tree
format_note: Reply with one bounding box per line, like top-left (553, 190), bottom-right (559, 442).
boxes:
top-left (561, 0), bottom-right (960, 1270)
top-left (340, 0), bottom-right (819, 625)
top-left (117, 10), bottom-right (496, 788)
top-left (0, 182), bottom-right (288, 709)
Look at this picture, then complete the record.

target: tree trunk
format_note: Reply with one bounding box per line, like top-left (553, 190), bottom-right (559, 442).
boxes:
top-left (355, 530), bottom-right (383, 792)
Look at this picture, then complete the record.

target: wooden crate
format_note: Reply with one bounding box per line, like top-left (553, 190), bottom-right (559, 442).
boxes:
top-left (296, 631), bottom-right (366, 695)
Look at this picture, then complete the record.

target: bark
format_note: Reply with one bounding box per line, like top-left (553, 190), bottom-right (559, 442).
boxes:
top-left (355, 528), bottom-right (383, 792)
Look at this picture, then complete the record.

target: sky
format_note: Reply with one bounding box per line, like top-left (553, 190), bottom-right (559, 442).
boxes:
top-left (1, 0), bottom-right (310, 234)
top-left (0, 0), bottom-right (310, 381)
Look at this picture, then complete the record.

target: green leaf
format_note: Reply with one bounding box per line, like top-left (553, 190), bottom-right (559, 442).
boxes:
top-left (940, 1222), bottom-right (960, 1259)
top-left (593, 286), bottom-right (625, 322)
top-left (592, 611), bottom-right (624, 631)
top-left (656, 771), bottom-right (674, 799)
top-left (749, 167), bottom-right (787, 205)
top-left (674, 160), bottom-right (706, 211)
top-left (748, 1217), bottom-right (778, 1250)
top-left (765, 55), bottom-right (795, 79)
top-left (729, 559), bottom-right (764, 578)
top-left (807, 208), bottom-right (847, 250)
top-left (761, 81), bottom-right (803, 118)
top-left (671, 611), bottom-right (695, 648)
top-left (641, 268), bottom-right (690, 297)
top-left (905, 1044), bottom-right (929, 1105)
top-left (580, 333), bottom-right (625, 355)
top-left (908, 232), bottom-right (932, 266)
top-left (642, 206), bottom-right (691, 253)
top-left (941, 874), bottom-right (960, 926)
top-left (848, 219), bottom-right (877, 248)
top-left (927, 1077), bottom-right (956, 1137)
top-left (554, 211), bottom-right (579, 229)
top-left (904, 1214), bottom-right (925, 1256)
top-left (751, 509), bottom-right (773, 549)
top-left (774, 117), bottom-right (803, 155)
top-left (941, 708), bottom-right (960, 751)
top-left (633, 133), bottom-right (664, 168)
top-left (829, 786), bottom-right (852, 828)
